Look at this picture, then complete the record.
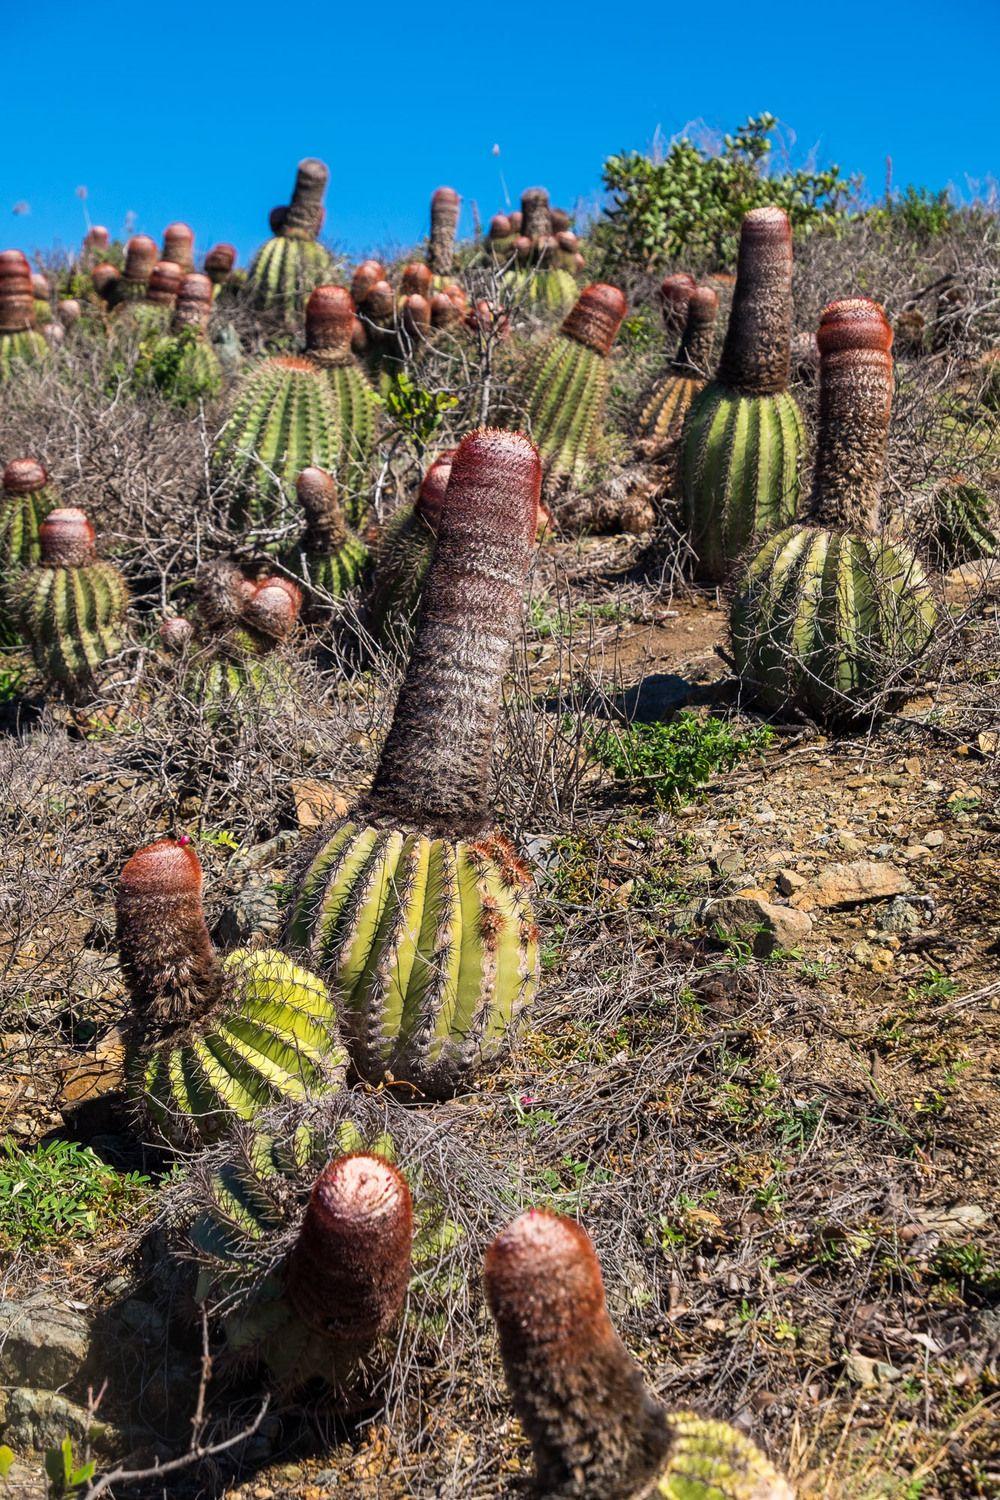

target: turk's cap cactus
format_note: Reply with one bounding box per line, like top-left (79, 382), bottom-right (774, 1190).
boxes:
top-left (560, 282), bottom-right (628, 357)
top-left (489, 213), bottom-right (512, 240)
top-left (415, 449), bottom-right (457, 530)
top-left (400, 262), bottom-right (433, 298)
top-left (282, 157), bottom-right (329, 238)
top-left (162, 221), bottom-right (194, 269)
top-left (32, 272), bottom-right (51, 301)
top-left (91, 262), bottom-right (120, 299)
top-left (159, 614), bottom-right (194, 651)
top-left (429, 185), bottom-right (460, 274)
top-left (520, 186), bottom-right (552, 239)
top-left (658, 271), bottom-right (696, 336)
top-left (84, 225), bottom-right (109, 254)
top-left (297, 466), bottom-right (346, 553)
top-left (39, 508), bottom-right (97, 567)
top-left (204, 243), bottom-right (237, 284)
top-left (360, 279), bottom-right (395, 325)
top-left (242, 575), bottom-right (302, 643)
top-left (808, 296), bottom-right (894, 533)
top-left (400, 293), bottom-right (431, 338)
top-left (285, 1153), bottom-right (413, 1343)
top-left (351, 259), bottom-right (386, 304)
top-left (305, 284), bottom-right (355, 359)
top-left (674, 284), bottom-right (719, 374)
top-left (171, 272), bottom-right (213, 333)
top-left (146, 260), bottom-right (184, 306)
top-left (3, 457), bottom-right (48, 495)
top-left (123, 235), bottom-right (158, 285)
top-left (0, 250), bottom-right (36, 333)
top-left (430, 290), bottom-right (461, 328)
top-left (716, 205), bottom-right (794, 396)
top-left (58, 298), bottom-right (82, 327)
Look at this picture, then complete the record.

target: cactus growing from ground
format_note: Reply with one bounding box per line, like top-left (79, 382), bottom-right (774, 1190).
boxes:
top-left (0, 251), bottom-right (49, 381)
top-left (284, 467), bottom-right (368, 609)
top-left (246, 158), bottom-right (333, 316)
top-left (116, 837), bottom-right (346, 1146)
top-left (12, 508), bottom-right (128, 698)
top-left (516, 283), bottom-right (628, 489)
top-left (730, 298), bottom-right (938, 724)
top-left (138, 273), bottom-right (223, 406)
top-left (284, 429), bottom-right (541, 1100)
top-left (360, 447), bottom-right (455, 655)
top-left (114, 259), bottom-right (183, 337)
top-left (0, 460), bottom-right (59, 639)
top-left (488, 188), bottom-right (582, 315)
top-left (485, 1208), bottom-right (794, 1499)
top-left (680, 207), bottom-right (806, 581)
top-left (303, 286), bottom-right (381, 521)
top-left (638, 284), bottom-right (719, 462)
top-left (427, 186), bottom-right (460, 279)
top-left (925, 476), bottom-right (998, 568)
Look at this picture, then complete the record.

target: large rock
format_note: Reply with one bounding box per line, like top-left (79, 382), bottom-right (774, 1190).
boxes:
top-left (692, 896), bottom-right (813, 957)
top-left (1, 1389), bottom-right (118, 1455)
top-left (804, 861), bottom-right (912, 908)
top-left (0, 1295), bottom-right (90, 1388)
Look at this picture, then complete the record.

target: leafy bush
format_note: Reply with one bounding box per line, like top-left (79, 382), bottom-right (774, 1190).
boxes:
top-left (589, 711), bottom-right (773, 805)
top-left (596, 113), bottom-right (854, 269)
top-left (0, 1138), bottom-right (149, 1250)
top-left (867, 185), bottom-right (960, 239)
top-left (384, 371), bottom-right (455, 457)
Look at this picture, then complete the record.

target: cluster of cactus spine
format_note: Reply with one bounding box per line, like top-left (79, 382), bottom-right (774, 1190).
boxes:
top-left (485, 1208), bottom-right (794, 1499)
top-left (487, 188), bottom-right (583, 315)
top-left (245, 158), bottom-right (333, 316)
top-left (12, 507), bottom-right (128, 698)
top-left (516, 282), bottom-right (628, 488)
top-left (284, 466), bottom-right (368, 609)
top-left (638, 279), bottom-right (719, 470)
top-left (680, 207), bottom-right (806, 581)
top-left (0, 250), bottom-right (50, 381)
top-left (303, 285), bottom-right (381, 519)
top-left (0, 459), bottom-right (59, 641)
top-left (140, 273), bottom-right (223, 405)
top-left (925, 475), bottom-right (998, 568)
top-left (730, 298), bottom-right (938, 724)
top-left (285, 429), bottom-right (541, 1100)
top-left (116, 836), bottom-right (346, 1146)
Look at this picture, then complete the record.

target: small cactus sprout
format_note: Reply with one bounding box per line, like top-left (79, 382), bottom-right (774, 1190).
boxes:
top-left (516, 282), bottom-right (628, 489)
top-left (284, 466), bottom-right (368, 608)
top-left (246, 158), bottom-right (334, 316)
top-left (304, 286), bottom-right (381, 520)
top-left (638, 284), bottom-right (719, 467)
top-left (12, 507), bottom-right (128, 698)
top-left (485, 1209), bottom-right (794, 1500)
top-left (730, 298), bottom-right (938, 724)
top-left (925, 476), bottom-right (999, 568)
top-left (116, 837), bottom-right (346, 1146)
top-left (361, 447), bottom-right (456, 654)
top-left (139, 273), bottom-right (223, 406)
top-left (285, 429), bottom-right (542, 1099)
top-left (428, 186), bottom-right (460, 278)
top-left (681, 207), bottom-right (806, 581)
top-left (204, 242), bottom-right (237, 289)
top-left (0, 250), bottom-right (49, 381)
top-left (162, 221), bottom-right (195, 272)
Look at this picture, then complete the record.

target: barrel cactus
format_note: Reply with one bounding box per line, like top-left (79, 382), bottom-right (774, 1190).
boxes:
top-left (925, 476), bottom-right (998, 568)
top-left (116, 837), bottom-right (346, 1146)
top-left (638, 283), bottom-right (719, 462)
top-left (139, 273), bottom-right (223, 406)
top-left (730, 298), bottom-right (938, 724)
top-left (488, 188), bottom-right (581, 315)
top-left (114, 259), bottom-right (183, 339)
top-left (284, 467), bottom-right (368, 609)
top-left (104, 235), bottom-right (159, 308)
top-left (0, 459), bottom-right (59, 639)
top-left (172, 562), bottom-right (303, 717)
top-left (360, 447), bottom-right (455, 655)
top-left (303, 286), bottom-right (381, 521)
top-left (517, 283), bottom-right (628, 488)
top-left (0, 251), bottom-right (49, 381)
top-left (284, 429), bottom-right (541, 1100)
top-left (12, 508), bottom-right (128, 698)
top-left (680, 207), bottom-right (806, 581)
top-left (246, 158), bottom-right (333, 316)
top-left (486, 1208), bottom-right (794, 1499)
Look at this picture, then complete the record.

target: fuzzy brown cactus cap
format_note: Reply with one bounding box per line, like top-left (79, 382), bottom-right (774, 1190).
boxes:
top-left (809, 297), bottom-right (895, 534)
top-left (146, 261), bottom-right (184, 306)
top-left (305, 284), bottom-right (355, 361)
top-left (520, 186), bottom-right (552, 240)
top-left (414, 448), bottom-right (457, 530)
top-left (171, 273), bottom-right (213, 334)
top-left (360, 280), bottom-right (395, 325)
top-left (674, 283), bottom-right (720, 374)
top-left (489, 213), bottom-right (512, 241)
top-left (0, 250), bottom-right (36, 333)
top-left (122, 235), bottom-right (158, 286)
top-left (561, 283), bottom-right (628, 357)
top-left (243, 575), bottom-right (302, 644)
top-left (401, 262), bottom-right (433, 298)
top-left (297, 466), bottom-right (346, 553)
top-left (716, 206), bottom-right (794, 395)
top-left (485, 1209), bottom-right (670, 1495)
top-left (39, 508), bottom-right (96, 567)
top-left (351, 259), bottom-right (386, 303)
top-left (84, 226), bottom-right (109, 253)
top-left (91, 262), bottom-right (120, 299)
top-left (659, 271), bottom-right (696, 339)
top-left (285, 1154), bottom-right (413, 1344)
top-left (159, 615), bottom-right (194, 651)
top-left (3, 457), bottom-right (48, 495)
top-left (401, 293), bottom-right (431, 338)
top-left (162, 222), bottom-right (194, 270)
top-left (283, 157), bottom-right (329, 238)
top-left (429, 186), bottom-right (460, 275)
top-left (204, 243), bottom-right (237, 285)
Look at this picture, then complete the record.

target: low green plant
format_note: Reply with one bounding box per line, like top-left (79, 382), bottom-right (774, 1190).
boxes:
top-left (588, 712), bottom-right (773, 805)
top-left (0, 1138), bottom-right (150, 1251)
top-left (45, 1437), bottom-right (96, 1498)
top-left (869, 185), bottom-right (959, 238)
top-left (383, 371), bottom-right (457, 457)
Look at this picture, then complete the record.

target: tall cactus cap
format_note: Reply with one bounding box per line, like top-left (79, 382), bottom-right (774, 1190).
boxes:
top-left (414, 448), bottom-right (457, 531)
top-left (305, 284), bottom-right (355, 360)
top-left (283, 157), bottom-right (329, 238)
top-left (146, 261), bottom-right (183, 306)
top-left (162, 222), bottom-right (194, 270)
top-left (116, 837), bottom-right (226, 1031)
top-left (366, 428), bottom-right (541, 834)
top-left (285, 1153), bottom-right (413, 1343)
top-left (297, 466), bottom-right (346, 552)
top-left (171, 273), bottom-right (213, 333)
top-left (0, 250), bottom-right (36, 333)
top-left (808, 298), bottom-right (894, 533)
top-left (675, 284), bottom-right (719, 373)
top-left (3, 457), bottom-right (47, 495)
top-left (204, 243), bottom-right (237, 283)
top-left (659, 271), bottom-right (697, 337)
top-left (560, 283), bottom-right (628, 357)
top-left (716, 206), bottom-right (794, 395)
top-left (351, 260), bottom-right (386, 303)
top-left (123, 235), bottom-right (158, 285)
top-left (485, 1209), bottom-right (671, 1495)
top-left (520, 187), bottom-right (552, 240)
top-left (428, 185), bottom-right (460, 274)
top-left (39, 508), bottom-right (96, 567)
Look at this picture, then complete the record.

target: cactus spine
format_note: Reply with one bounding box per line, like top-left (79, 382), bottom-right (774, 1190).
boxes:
top-left (0, 460), bottom-right (59, 639)
top-left (12, 508), bottom-right (128, 697)
top-left (116, 838), bottom-right (346, 1146)
top-left (0, 251), bottom-right (49, 381)
top-left (680, 207), bottom-right (806, 580)
top-left (285, 429), bottom-right (541, 1099)
top-left (303, 286), bottom-right (381, 521)
top-left (730, 298), bottom-right (938, 723)
top-left (246, 158), bottom-right (333, 316)
top-left (518, 283), bottom-right (628, 487)
top-left (284, 467), bottom-right (368, 606)
top-left (638, 285), bottom-right (719, 463)
top-left (485, 1209), bottom-right (794, 1499)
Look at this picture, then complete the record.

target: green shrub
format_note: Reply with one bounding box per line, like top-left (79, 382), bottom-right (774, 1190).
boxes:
top-left (0, 1138), bottom-right (150, 1250)
top-left (867, 185), bottom-right (960, 238)
top-left (588, 711), bottom-right (773, 805)
top-left (596, 113), bottom-right (854, 269)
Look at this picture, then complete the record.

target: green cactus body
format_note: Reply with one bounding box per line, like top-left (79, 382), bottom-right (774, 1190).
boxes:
top-left (0, 469), bottom-right (59, 616)
top-left (508, 266), bottom-right (579, 315)
top-left (0, 329), bottom-right (48, 382)
top-left (288, 530), bottom-right (369, 603)
top-left (730, 524), bottom-right (937, 722)
top-left (362, 504), bottom-right (434, 651)
top-left (521, 336), bottom-right (607, 486)
top-left (13, 545), bottom-right (128, 693)
top-left (114, 301), bottom-right (172, 338)
top-left (246, 238), bottom-right (332, 316)
top-left (213, 356), bottom-right (341, 533)
top-left (680, 386), bottom-right (805, 579)
top-left (642, 1415), bottom-right (794, 1500)
top-left (929, 479), bottom-right (998, 567)
top-left (640, 374), bottom-right (703, 451)
top-left (285, 824), bottom-right (538, 1099)
top-left (136, 948), bottom-right (347, 1146)
top-left (318, 363), bottom-right (380, 524)
top-left (143, 332), bottom-right (223, 406)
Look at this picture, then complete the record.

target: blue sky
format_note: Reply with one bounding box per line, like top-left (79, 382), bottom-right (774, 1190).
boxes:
top-left (2, 0), bottom-right (997, 267)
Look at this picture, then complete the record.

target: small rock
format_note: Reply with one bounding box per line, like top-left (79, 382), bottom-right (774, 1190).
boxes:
top-left (836, 832), bottom-right (866, 856)
top-left (903, 756), bottom-right (922, 776)
top-left (844, 1353), bottom-right (903, 1386)
top-left (0, 1296), bottom-right (90, 1388)
top-left (903, 845), bottom-right (930, 862)
top-left (1, 1389), bottom-right (118, 1455)
top-left (694, 896), bottom-right (812, 957)
top-left (876, 897), bottom-right (923, 934)
top-left (291, 778), bottom-right (349, 829)
top-left (922, 830), bottom-right (945, 849)
top-left (806, 861), bottom-right (912, 908)
top-left (776, 868), bottom-right (806, 897)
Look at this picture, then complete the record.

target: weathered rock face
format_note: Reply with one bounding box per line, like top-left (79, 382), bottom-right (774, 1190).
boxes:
top-left (0, 1295), bottom-right (90, 1389)
top-left (692, 894), bottom-right (813, 956)
top-left (804, 860), bottom-right (912, 908)
top-left (0, 1388), bottom-right (118, 1455)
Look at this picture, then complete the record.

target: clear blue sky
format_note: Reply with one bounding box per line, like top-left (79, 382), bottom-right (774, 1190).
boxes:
top-left (2, 0), bottom-right (997, 267)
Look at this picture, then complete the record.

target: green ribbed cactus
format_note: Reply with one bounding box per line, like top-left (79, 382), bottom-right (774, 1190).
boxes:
top-left (139, 273), bottom-right (223, 406)
top-left (926, 477), bottom-right (998, 567)
top-left (0, 459), bottom-right (59, 643)
top-left (284, 430), bottom-right (542, 1100)
top-left (639, 282), bottom-right (719, 456)
top-left (12, 508), bottom-right (128, 697)
top-left (246, 159), bottom-right (333, 316)
top-left (116, 838), bottom-right (346, 1147)
top-left (360, 448), bottom-right (454, 654)
top-left (731, 299), bottom-right (938, 725)
top-left (113, 257), bottom-right (183, 338)
top-left (213, 356), bottom-right (341, 534)
top-left (517, 283), bottom-right (627, 488)
top-left (681, 208), bottom-right (806, 582)
top-left (485, 1208), bottom-right (794, 1500)
top-left (0, 251), bottom-right (49, 382)
top-left (284, 468), bottom-right (368, 609)
top-left (303, 286), bottom-right (381, 522)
